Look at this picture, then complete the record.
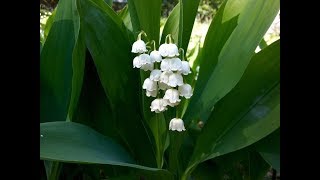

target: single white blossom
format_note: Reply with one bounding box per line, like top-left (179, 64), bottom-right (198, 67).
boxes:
top-left (159, 43), bottom-right (179, 57)
top-left (133, 54), bottom-right (152, 69)
top-left (150, 50), bottom-right (162, 62)
top-left (163, 89), bottom-right (181, 103)
top-left (169, 118), bottom-right (186, 131)
top-left (138, 54), bottom-right (152, 65)
top-left (178, 84), bottom-right (193, 99)
top-left (167, 72), bottom-right (184, 87)
top-left (160, 58), bottom-right (182, 72)
top-left (143, 78), bottom-right (157, 91)
top-left (150, 69), bottom-right (162, 81)
top-left (179, 61), bottom-right (191, 75)
top-left (158, 81), bottom-right (170, 90)
top-left (159, 71), bottom-right (173, 85)
top-left (146, 89), bottom-right (158, 97)
top-left (131, 40), bottom-right (147, 53)
top-left (150, 98), bottom-right (168, 113)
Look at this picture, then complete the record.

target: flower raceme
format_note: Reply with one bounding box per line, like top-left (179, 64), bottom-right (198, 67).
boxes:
top-left (131, 32), bottom-right (193, 132)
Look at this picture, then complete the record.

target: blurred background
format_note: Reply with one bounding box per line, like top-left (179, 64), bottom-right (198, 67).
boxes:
top-left (40, 0), bottom-right (279, 54)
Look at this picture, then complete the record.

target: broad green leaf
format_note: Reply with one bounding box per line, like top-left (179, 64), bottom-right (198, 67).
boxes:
top-left (40, 0), bottom-right (79, 123)
top-left (40, 122), bottom-right (171, 176)
top-left (179, 0), bottom-right (201, 50)
top-left (184, 0), bottom-right (280, 125)
top-left (104, 0), bottom-right (113, 6)
top-left (160, 3), bottom-right (180, 45)
top-left (255, 128), bottom-right (280, 172)
top-left (118, 5), bottom-right (133, 32)
top-left (183, 0), bottom-right (239, 124)
top-left (183, 40), bottom-right (280, 177)
top-left (259, 38), bottom-right (268, 50)
top-left (148, 113), bottom-right (168, 168)
top-left (127, 0), bottom-right (161, 44)
top-left (71, 51), bottom-right (119, 140)
top-left (160, 0), bottom-right (200, 50)
top-left (44, 8), bottom-right (56, 40)
top-left (77, 0), bottom-right (156, 167)
top-left (68, 26), bottom-right (86, 120)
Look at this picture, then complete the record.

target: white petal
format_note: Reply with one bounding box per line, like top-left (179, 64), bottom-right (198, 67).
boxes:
top-left (164, 99), bottom-right (180, 107)
top-left (163, 89), bottom-right (181, 103)
top-left (167, 72), bottom-right (184, 87)
top-left (131, 40), bottom-right (147, 53)
top-left (166, 43), bottom-right (180, 57)
top-left (159, 43), bottom-right (169, 57)
top-left (179, 61), bottom-right (191, 75)
top-left (143, 78), bottom-right (157, 91)
top-left (150, 98), bottom-right (168, 113)
top-left (141, 62), bottom-right (154, 71)
top-left (146, 89), bottom-right (158, 97)
top-left (150, 50), bottom-right (162, 62)
top-left (169, 118), bottom-right (186, 131)
top-left (158, 81), bottom-right (170, 90)
top-left (160, 71), bottom-right (173, 85)
top-left (138, 54), bottom-right (152, 65)
top-left (170, 58), bottom-right (182, 71)
top-left (178, 84), bottom-right (193, 99)
top-left (150, 69), bottom-right (162, 81)
top-left (160, 59), bottom-right (170, 72)
top-left (161, 58), bottom-right (182, 72)
top-left (133, 56), bottom-right (140, 68)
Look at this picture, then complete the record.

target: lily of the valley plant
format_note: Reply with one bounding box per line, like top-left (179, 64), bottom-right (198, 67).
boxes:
top-left (40, 0), bottom-right (280, 179)
top-left (132, 31), bottom-right (192, 132)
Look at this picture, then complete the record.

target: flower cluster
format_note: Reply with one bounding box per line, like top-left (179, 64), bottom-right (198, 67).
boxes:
top-left (131, 32), bottom-right (193, 132)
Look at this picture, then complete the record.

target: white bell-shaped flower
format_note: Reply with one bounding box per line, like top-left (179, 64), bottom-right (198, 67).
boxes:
top-left (169, 118), bottom-right (186, 132)
top-left (163, 89), bottom-right (181, 103)
top-left (159, 71), bottom-right (173, 85)
top-left (150, 98), bottom-right (168, 113)
top-left (164, 99), bottom-right (180, 107)
top-left (178, 84), bottom-right (193, 99)
top-left (161, 58), bottom-right (182, 72)
top-left (133, 54), bottom-right (152, 68)
top-left (150, 69), bottom-right (162, 81)
top-left (143, 78), bottom-right (157, 91)
top-left (179, 61), bottom-right (191, 75)
top-left (150, 50), bottom-right (162, 63)
top-left (146, 89), bottom-right (158, 97)
top-left (138, 54), bottom-right (152, 65)
top-left (131, 40), bottom-right (147, 53)
top-left (159, 43), bottom-right (179, 57)
top-left (160, 58), bottom-right (170, 72)
top-left (133, 56), bottom-right (140, 68)
top-left (167, 72), bottom-right (184, 87)
top-left (158, 81), bottom-right (170, 90)
top-left (141, 62), bottom-right (154, 71)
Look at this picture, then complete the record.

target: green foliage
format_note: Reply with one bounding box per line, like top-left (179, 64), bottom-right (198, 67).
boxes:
top-left (40, 0), bottom-right (280, 179)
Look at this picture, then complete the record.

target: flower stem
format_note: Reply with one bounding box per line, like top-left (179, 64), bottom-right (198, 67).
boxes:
top-left (179, 48), bottom-right (185, 61)
top-left (165, 34), bottom-right (174, 44)
top-left (150, 40), bottom-right (156, 51)
top-left (137, 30), bottom-right (147, 40)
